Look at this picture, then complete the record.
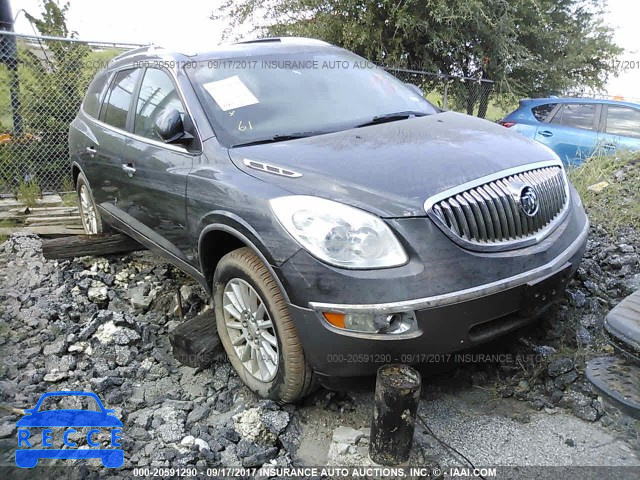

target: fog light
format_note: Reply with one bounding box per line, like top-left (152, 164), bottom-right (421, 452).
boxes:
top-left (322, 311), bottom-right (415, 334)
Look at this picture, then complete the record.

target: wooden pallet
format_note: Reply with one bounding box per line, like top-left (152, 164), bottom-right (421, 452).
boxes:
top-left (0, 194), bottom-right (83, 237)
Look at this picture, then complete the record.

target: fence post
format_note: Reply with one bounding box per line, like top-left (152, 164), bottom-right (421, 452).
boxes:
top-left (442, 82), bottom-right (449, 110)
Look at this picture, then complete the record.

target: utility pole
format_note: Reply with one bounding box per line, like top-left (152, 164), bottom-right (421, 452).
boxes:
top-left (0, 0), bottom-right (23, 135)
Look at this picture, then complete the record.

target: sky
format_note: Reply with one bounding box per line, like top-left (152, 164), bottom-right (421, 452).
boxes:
top-left (8, 0), bottom-right (640, 100)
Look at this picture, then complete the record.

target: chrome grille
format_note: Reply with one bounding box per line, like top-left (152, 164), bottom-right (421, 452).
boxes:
top-left (428, 164), bottom-right (569, 249)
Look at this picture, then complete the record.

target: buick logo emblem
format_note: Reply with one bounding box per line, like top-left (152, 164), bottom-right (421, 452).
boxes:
top-left (518, 186), bottom-right (539, 217)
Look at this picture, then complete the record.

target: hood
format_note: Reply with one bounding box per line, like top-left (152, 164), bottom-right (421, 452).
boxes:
top-left (228, 111), bottom-right (558, 217)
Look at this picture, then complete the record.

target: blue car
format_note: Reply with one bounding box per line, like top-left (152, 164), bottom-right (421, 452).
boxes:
top-left (15, 391), bottom-right (123, 468)
top-left (500, 98), bottom-right (640, 166)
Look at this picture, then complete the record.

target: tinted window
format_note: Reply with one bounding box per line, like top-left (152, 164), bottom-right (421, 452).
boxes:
top-left (550, 103), bottom-right (596, 130)
top-left (605, 106), bottom-right (640, 139)
top-left (102, 69), bottom-right (139, 129)
top-left (531, 103), bottom-right (556, 122)
top-left (82, 72), bottom-right (110, 118)
top-left (134, 69), bottom-right (185, 141)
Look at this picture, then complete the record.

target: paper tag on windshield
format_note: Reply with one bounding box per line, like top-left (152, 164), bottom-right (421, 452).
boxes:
top-left (203, 75), bottom-right (259, 111)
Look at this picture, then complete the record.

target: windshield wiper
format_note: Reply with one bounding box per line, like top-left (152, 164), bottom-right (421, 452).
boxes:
top-left (356, 111), bottom-right (429, 128)
top-left (232, 131), bottom-right (328, 148)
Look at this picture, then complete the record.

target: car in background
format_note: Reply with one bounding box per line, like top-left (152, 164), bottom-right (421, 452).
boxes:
top-left (499, 98), bottom-right (640, 166)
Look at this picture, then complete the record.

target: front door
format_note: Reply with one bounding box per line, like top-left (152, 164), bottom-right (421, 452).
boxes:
top-left (118, 67), bottom-right (197, 261)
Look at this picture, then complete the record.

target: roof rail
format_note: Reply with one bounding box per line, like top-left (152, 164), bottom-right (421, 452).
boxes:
top-left (234, 37), bottom-right (329, 46)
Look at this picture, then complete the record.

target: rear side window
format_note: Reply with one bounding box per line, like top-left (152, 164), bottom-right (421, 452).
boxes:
top-left (134, 68), bottom-right (186, 141)
top-left (102, 69), bottom-right (140, 130)
top-left (531, 103), bottom-right (556, 122)
top-left (82, 73), bottom-right (110, 118)
top-left (550, 103), bottom-right (597, 130)
top-left (605, 106), bottom-right (640, 139)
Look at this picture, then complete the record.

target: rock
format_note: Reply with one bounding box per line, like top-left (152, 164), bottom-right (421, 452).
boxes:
top-left (87, 281), bottom-right (108, 303)
top-left (515, 380), bottom-right (530, 395)
top-left (194, 438), bottom-right (210, 451)
top-left (131, 287), bottom-right (153, 312)
top-left (180, 435), bottom-right (195, 446)
top-left (554, 370), bottom-right (578, 389)
top-left (587, 181), bottom-right (608, 193)
top-left (332, 426), bottom-right (365, 445)
top-left (566, 289), bottom-right (587, 308)
top-left (241, 446), bottom-right (279, 467)
top-left (0, 423), bottom-right (16, 438)
top-left (43, 338), bottom-right (66, 356)
top-left (560, 391), bottom-right (600, 422)
top-left (44, 371), bottom-right (68, 382)
top-left (548, 358), bottom-right (574, 377)
top-left (94, 320), bottom-right (140, 345)
top-left (576, 326), bottom-right (592, 347)
top-left (261, 410), bottom-right (290, 436)
top-left (233, 407), bottom-right (276, 446)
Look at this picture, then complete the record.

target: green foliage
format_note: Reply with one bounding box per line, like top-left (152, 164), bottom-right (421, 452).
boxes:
top-left (16, 179), bottom-right (41, 207)
top-left (570, 151), bottom-right (640, 232)
top-left (214, 0), bottom-right (621, 102)
top-left (0, 1), bottom-right (121, 193)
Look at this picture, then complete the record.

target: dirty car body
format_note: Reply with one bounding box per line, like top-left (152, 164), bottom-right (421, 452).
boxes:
top-left (69, 38), bottom-right (588, 400)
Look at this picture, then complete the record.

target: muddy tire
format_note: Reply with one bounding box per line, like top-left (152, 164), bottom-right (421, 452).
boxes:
top-left (76, 172), bottom-right (108, 234)
top-left (213, 247), bottom-right (316, 402)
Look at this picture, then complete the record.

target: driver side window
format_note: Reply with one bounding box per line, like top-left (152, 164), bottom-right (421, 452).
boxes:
top-left (134, 68), bottom-right (186, 141)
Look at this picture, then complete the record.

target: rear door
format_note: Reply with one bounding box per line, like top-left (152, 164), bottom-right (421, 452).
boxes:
top-left (91, 68), bottom-right (142, 206)
top-left (118, 67), bottom-right (198, 259)
top-left (535, 103), bottom-right (601, 165)
top-left (597, 104), bottom-right (640, 154)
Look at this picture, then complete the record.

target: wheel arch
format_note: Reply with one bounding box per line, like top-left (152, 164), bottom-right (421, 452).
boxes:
top-left (198, 218), bottom-right (290, 303)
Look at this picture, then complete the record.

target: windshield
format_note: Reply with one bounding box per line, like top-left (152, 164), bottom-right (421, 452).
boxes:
top-left (187, 49), bottom-right (438, 147)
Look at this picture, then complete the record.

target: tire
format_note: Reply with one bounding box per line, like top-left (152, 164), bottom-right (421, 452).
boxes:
top-left (76, 172), bottom-right (108, 234)
top-left (213, 247), bottom-right (316, 402)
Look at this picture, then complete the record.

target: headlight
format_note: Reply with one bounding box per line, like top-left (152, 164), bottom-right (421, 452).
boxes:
top-left (270, 196), bottom-right (408, 269)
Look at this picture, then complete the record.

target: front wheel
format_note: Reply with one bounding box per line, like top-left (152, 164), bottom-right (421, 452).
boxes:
top-left (213, 247), bottom-right (316, 402)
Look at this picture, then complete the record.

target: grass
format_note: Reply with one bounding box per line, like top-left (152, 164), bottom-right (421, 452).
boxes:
top-left (569, 150), bottom-right (640, 232)
top-left (61, 177), bottom-right (77, 207)
top-left (15, 179), bottom-right (41, 208)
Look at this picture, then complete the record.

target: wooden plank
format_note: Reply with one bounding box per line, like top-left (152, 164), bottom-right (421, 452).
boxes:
top-left (0, 226), bottom-right (86, 236)
top-left (0, 195), bottom-right (63, 212)
top-left (41, 232), bottom-right (146, 259)
top-left (23, 215), bottom-right (82, 225)
top-left (169, 310), bottom-right (222, 368)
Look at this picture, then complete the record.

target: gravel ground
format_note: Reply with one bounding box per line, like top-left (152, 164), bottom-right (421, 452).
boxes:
top-left (0, 228), bottom-right (638, 479)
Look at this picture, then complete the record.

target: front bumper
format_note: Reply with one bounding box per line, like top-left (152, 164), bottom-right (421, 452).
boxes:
top-left (283, 210), bottom-right (588, 377)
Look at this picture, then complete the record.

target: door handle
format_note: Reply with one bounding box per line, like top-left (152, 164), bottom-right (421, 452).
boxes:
top-left (121, 163), bottom-right (136, 177)
top-left (86, 146), bottom-right (96, 157)
top-left (538, 130), bottom-right (553, 138)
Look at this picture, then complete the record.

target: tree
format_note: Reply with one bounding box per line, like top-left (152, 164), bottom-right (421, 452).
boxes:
top-left (18, 0), bottom-right (89, 190)
top-left (213, 0), bottom-right (622, 116)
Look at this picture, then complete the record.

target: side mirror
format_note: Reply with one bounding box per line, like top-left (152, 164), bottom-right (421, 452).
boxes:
top-left (155, 109), bottom-right (191, 144)
top-left (404, 83), bottom-right (424, 97)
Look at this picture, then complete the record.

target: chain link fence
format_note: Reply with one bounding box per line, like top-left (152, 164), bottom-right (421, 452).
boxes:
top-left (0, 32), bottom-right (144, 196)
top-left (0, 32), bottom-right (496, 196)
top-left (384, 67), bottom-right (495, 118)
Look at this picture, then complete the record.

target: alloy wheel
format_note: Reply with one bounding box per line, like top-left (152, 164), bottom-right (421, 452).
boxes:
top-left (79, 184), bottom-right (98, 234)
top-left (222, 278), bottom-right (280, 381)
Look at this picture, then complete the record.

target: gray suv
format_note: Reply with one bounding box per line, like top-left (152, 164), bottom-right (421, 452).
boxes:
top-left (69, 37), bottom-right (589, 402)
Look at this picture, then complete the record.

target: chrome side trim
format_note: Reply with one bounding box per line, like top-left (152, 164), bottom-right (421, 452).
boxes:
top-left (424, 160), bottom-right (570, 252)
top-left (309, 218), bottom-right (588, 314)
top-left (243, 159), bottom-right (302, 178)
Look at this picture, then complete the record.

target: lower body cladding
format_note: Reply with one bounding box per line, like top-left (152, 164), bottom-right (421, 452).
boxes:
top-left (285, 221), bottom-right (588, 379)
